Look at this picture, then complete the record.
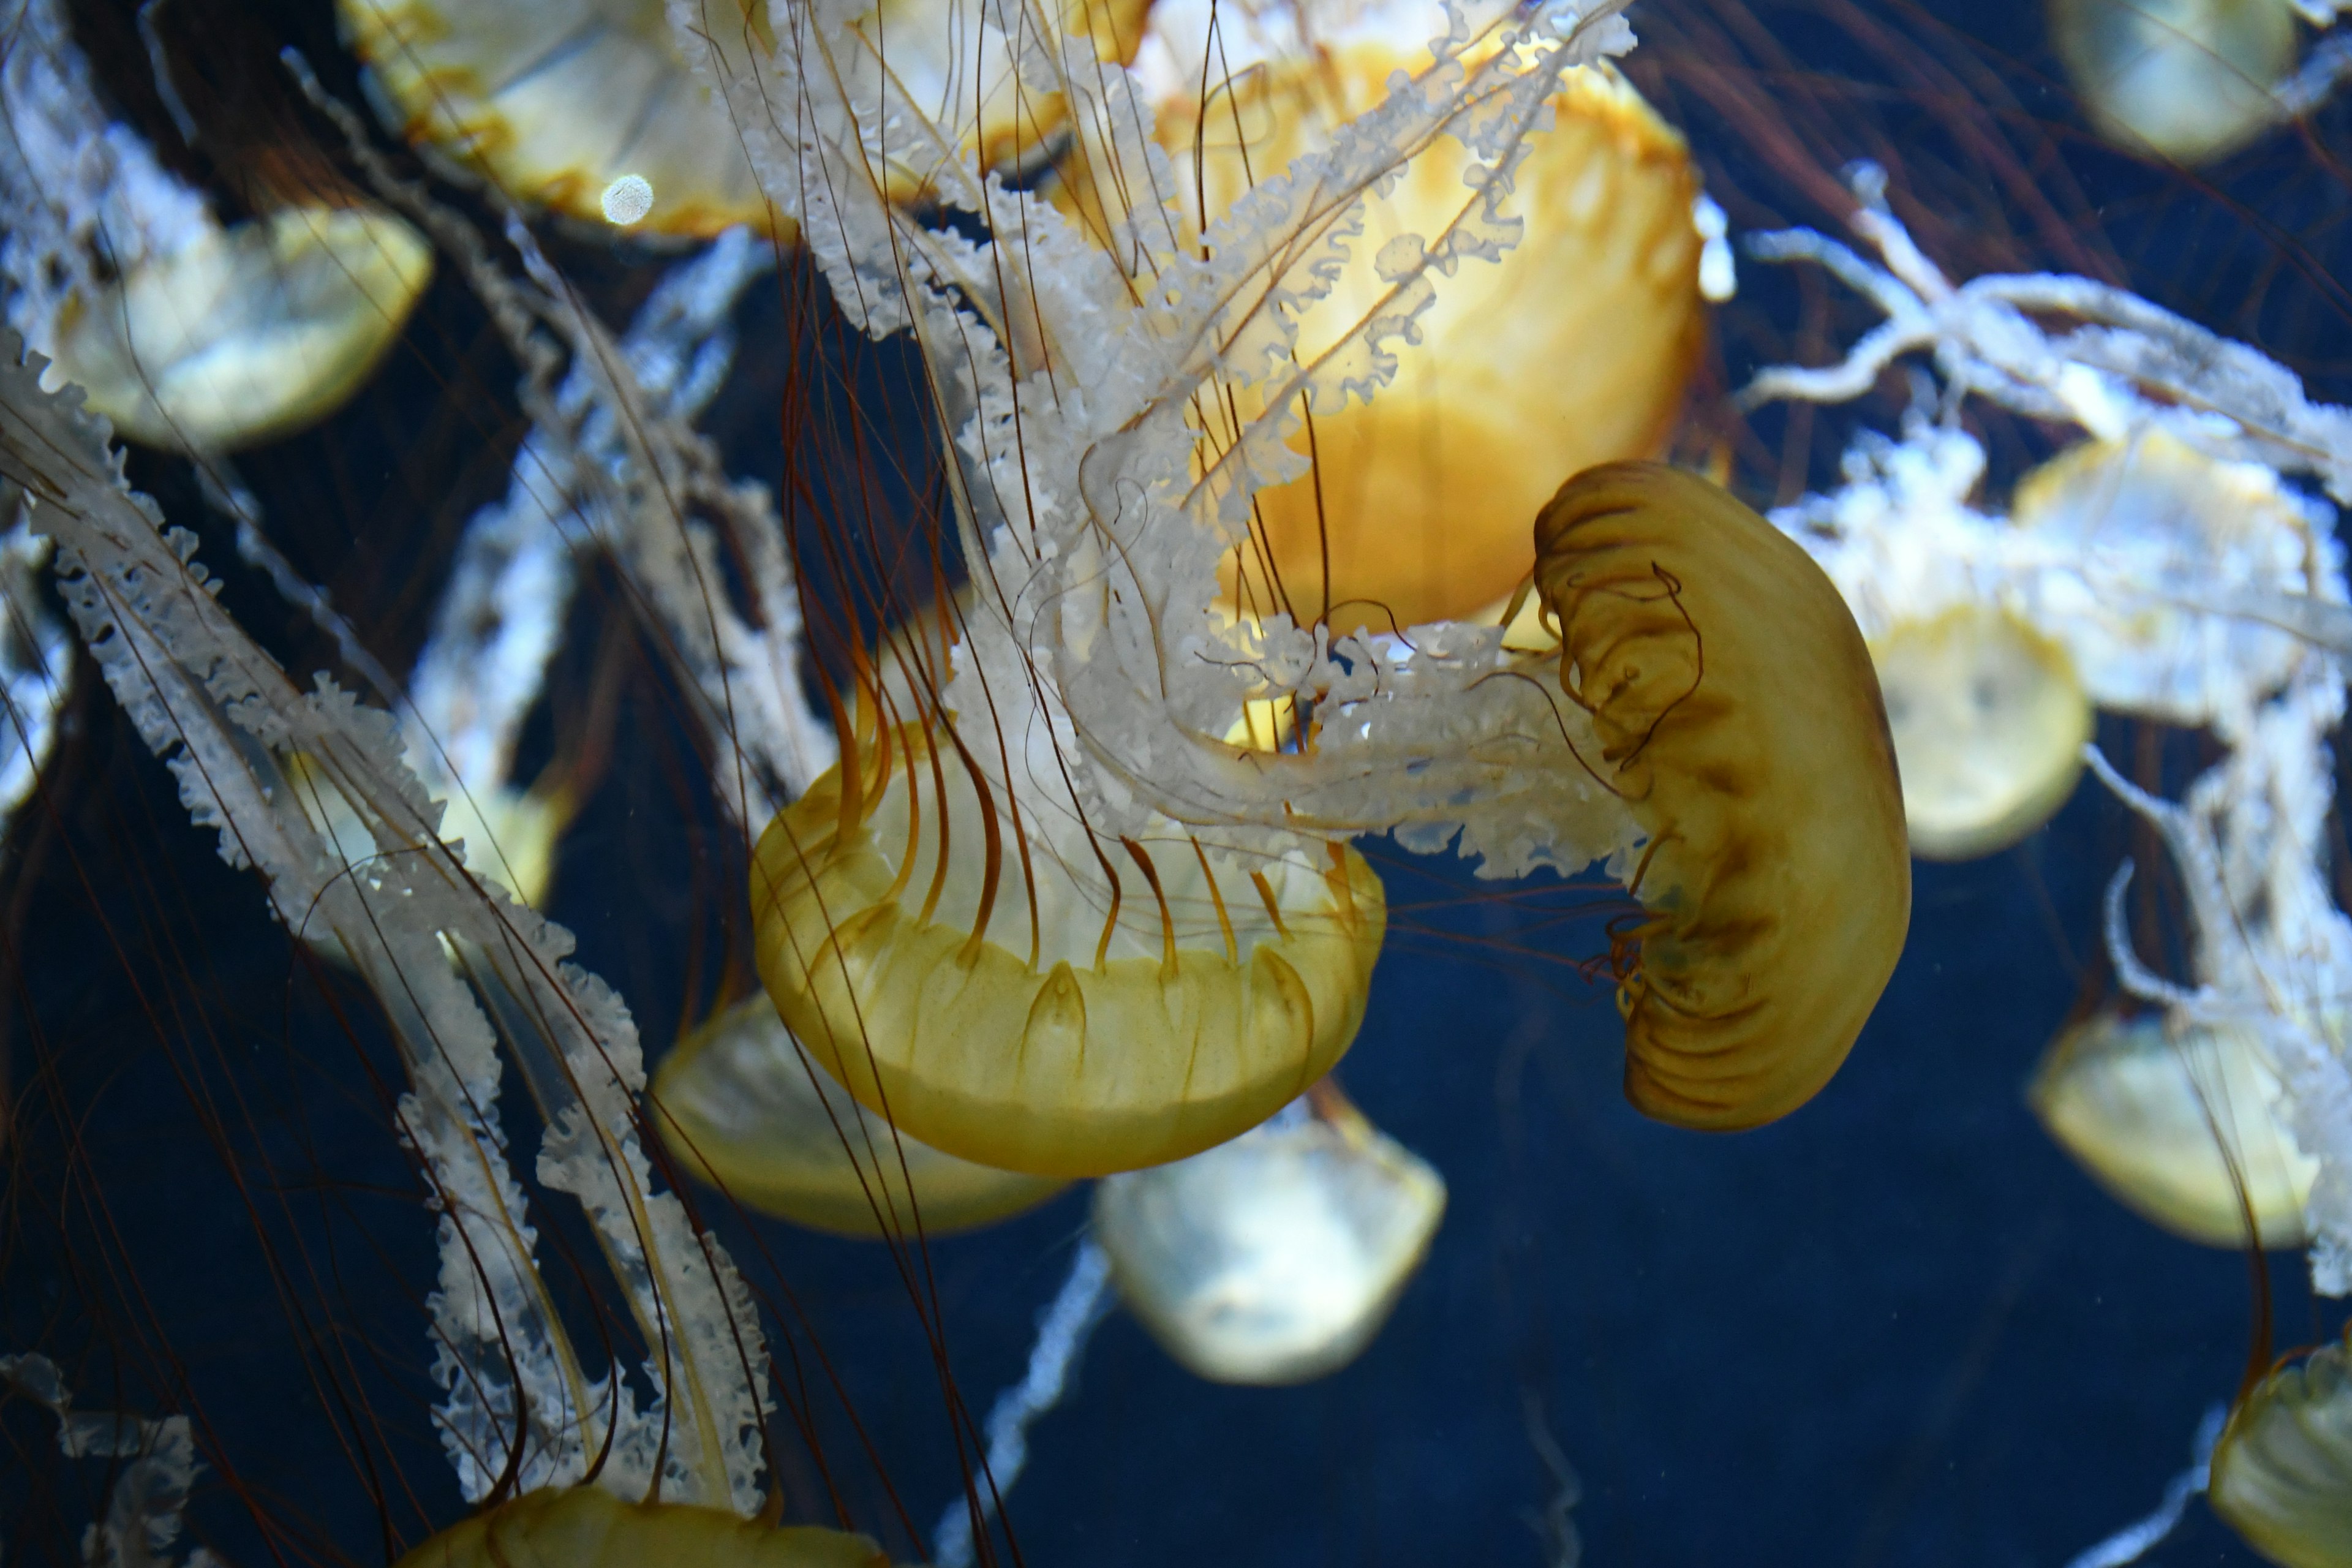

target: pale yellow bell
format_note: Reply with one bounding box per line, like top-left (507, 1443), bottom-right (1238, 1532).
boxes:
top-left (650, 994), bottom-right (1066, 1237)
top-left (393, 1487), bottom-right (886, 1568)
top-left (1092, 1092), bottom-right (1445, 1385)
top-left (1869, 606), bottom-right (2092, 861)
top-left (2051, 0), bottom-right (2296, 165)
top-left (2028, 1006), bottom-right (2315, 1249)
top-left (52, 206), bottom-right (430, 451)
top-left (2210, 1336), bottom-right (2352, 1568)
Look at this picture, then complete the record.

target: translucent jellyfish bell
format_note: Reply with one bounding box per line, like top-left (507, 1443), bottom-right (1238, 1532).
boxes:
top-left (1097, 45), bottom-right (1706, 631)
top-left (1869, 605), bottom-right (2091, 860)
top-left (650, 994), bottom-right (1066, 1237)
top-left (2209, 1336), bottom-right (2352, 1568)
top-left (1535, 463), bottom-right (1912, 1129)
top-left (391, 1487), bottom-right (888, 1568)
top-left (2028, 1005), bottom-right (2316, 1248)
top-left (753, 723), bottom-right (1389, 1177)
top-left (2013, 432), bottom-right (2320, 727)
top-left (51, 206), bottom-right (431, 451)
top-left (1091, 1091), bottom-right (1446, 1385)
top-left (2051, 0), bottom-right (2297, 165)
top-left (341, 0), bottom-right (781, 238)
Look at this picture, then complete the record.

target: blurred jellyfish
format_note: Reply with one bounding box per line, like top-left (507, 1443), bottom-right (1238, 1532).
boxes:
top-left (2029, 1005), bottom-right (2318, 1248)
top-left (1, 0), bottom-right (430, 451)
top-left (651, 992), bottom-right (1066, 1237)
top-left (1092, 1087), bottom-right (1446, 1385)
top-left (2209, 1334), bottom-right (2352, 1567)
top-left (2051, 0), bottom-right (2306, 164)
top-left (1870, 606), bottom-right (2091, 860)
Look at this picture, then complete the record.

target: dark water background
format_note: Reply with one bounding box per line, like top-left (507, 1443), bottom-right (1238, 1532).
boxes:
top-left (6, 0), bottom-right (2348, 1564)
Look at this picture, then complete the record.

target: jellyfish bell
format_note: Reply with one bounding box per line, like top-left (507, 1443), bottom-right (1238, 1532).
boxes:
top-left (2209, 1333), bottom-right (2352, 1568)
top-left (1091, 1085), bottom-right (1446, 1385)
top-left (393, 1486), bottom-right (889, 1568)
top-left (1068, 40), bottom-right (1706, 633)
top-left (752, 721), bottom-right (1388, 1178)
top-left (1869, 605), bottom-right (2092, 861)
top-left (2029, 1005), bottom-right (2316, 1248)
top-left (1533, 461), bottom-right (1912, 1130)
top-left (2051, 0), bottom-right (2297, 165)
top-left (650, 992), bottom-right (1066, 1237)
top-left (2013, 430), bottom-right (2326, 729)
top-left (48, 204), bottom-right (431, 452)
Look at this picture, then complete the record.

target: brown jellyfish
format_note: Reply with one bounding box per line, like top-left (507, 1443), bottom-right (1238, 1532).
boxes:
top-left (1532, 461), bottom-right (1913, 1129)
top-left (392, 1487), bottom-right (888, 1568)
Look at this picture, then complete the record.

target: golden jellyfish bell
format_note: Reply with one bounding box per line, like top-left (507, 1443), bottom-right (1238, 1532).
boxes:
top-left (1072, 45), bottom-right (1705, 633)
top-left (1533, 462), bottom-right (1912, 1130)
top-left (340, 0), bottom-right (780, 238)
top-left (2028, 1005), bottom-right (2315, 1249)
top-left (752, 723), bottom-right (1387, 1178)
top-left (52, 206), bottom-right (430, 451)
top-left (2209, 1337), bottom-right (2352, 1568)
top-left (1869, 605), bottom-right (2092, 861)
top-left (393, 1487), bottom-right (888, 1568)
top-left (1093, 1089), bottom-right (1444, 1385)
top-left (650, 993), bottom-right (1066, 1237)
top-left (2051, 0), bottom-right (2296, 165)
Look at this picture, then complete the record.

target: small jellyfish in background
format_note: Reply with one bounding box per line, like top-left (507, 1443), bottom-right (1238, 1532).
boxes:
top-left (1869, 605), bottom-right (2092, 861)
top-left (1533, 462), bottom-right (1912, 1129)
top-left (751, 719), bottom-right (1391, 1178)
top-left (1059, 25), bottom-right (1710, 631)
top-left (393, 1487), bottom-right (889, 1568)
top-left (2051, 0), bottom-right (2304, 163)
top-left (2209, 1333), bottom-right (2352, 1567)
top-left (1092, 1084), bottom-right (1446, 1385)
top-left (650, 992), bottom-right (1067, 1237)
top-left (2029, 1005), bottom-right (2317, 1249)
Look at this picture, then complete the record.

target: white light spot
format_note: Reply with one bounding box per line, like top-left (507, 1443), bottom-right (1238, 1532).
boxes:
top-left (601, 175), bottom-right (654, 227)
top-left (1692, 193), bottom-right (1736, 302)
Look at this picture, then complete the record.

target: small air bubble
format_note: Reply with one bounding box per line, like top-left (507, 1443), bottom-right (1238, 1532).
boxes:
top-left (601, 175), bottom-right (655, 227)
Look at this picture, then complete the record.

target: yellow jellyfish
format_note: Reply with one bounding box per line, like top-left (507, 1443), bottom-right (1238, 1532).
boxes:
top-left (1533, 462), bottom-right (1912, 1129)
top-left (1091, 1084), bottom-right (1445, 1385)
top-left (651, 993), bottom-right (1066, 1236)
top-left (53, 205), bottom-right (431, 451)
top-left (2011, 429), bottom-right (2320, 727)
top-left (2051, 0), bottom-right (2296, 165)
top-left (344, 0), bottom-right (1147, 236)
top-left (392, 1487), bottom-right (887, 1568)
top-left (1060, 43), bottom-right (1706, 632)
top-left (751, 722), bottom-right (1387, 1178)
top-left (1869, 605), bottom-right (2092, 861)
top-left (2029, 1006), bottom-right (2316, 1249)
top-left (2209, 1335), bottom-right (2352, 1568)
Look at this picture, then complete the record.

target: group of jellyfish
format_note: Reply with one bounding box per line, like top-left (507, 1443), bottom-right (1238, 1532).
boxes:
top-left (4, 0), bottom-right (2352, 1560)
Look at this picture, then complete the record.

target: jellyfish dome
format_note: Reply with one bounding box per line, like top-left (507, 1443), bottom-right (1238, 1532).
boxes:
top-left (2210, 1336), bottom-right (2352, 1568)
top-left (1534, 462), bottom-right (1912, 1129)
top-left (393, 1487), bottom-right (888, 1568)
top-left (2051, 0), bottom-right (2297, 164)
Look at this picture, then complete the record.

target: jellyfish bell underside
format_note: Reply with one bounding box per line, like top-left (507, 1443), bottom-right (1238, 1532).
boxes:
top-left (1869, 604), bottom-right (2092, 861)
top-left (651, 993), bottom-right (1066, 1237)
top-left (1093, 1099), bottom-right (1446, 1385)
top-left (1078, 41), bottom-right (1705, 633)
top-left (391, 1487), bottom-right (888, 1568)
top-left (2029, 1005), bottom-right (2316, 1249)
top-left (2051, 0), bottom-right (2296, 165)
top-left (753, 723), bottom-right (1388, 1178)
top-left (50, 205), bottom-right (432, 451)
top-left (2210, 1338), bottom-right (2352, 1568)
top-left (1534, 462), bottom-right (1912, 1130)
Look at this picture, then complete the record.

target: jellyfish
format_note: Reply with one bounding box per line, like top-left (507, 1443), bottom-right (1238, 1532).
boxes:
top-left (1060, 34), bottom-right (1709, 631)
top-left (2209, 1333), bottom-right (2352, 1568)
top-left (2029, 1005), bottom-right (2318, 1248)
top-left (1870, 605), bottom-right (2092, 860)
top-left (393, 1487), bottom-right (888, 1568)
top-left (651, 992), bottom-right (1066, 1236)
top-left (1091, 1084), bottom-right (1446, 1384)
top-left (2051, 0), bottom-right (2302, 164)
top-left (1531, 461), bottom-right (1913, 1129)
